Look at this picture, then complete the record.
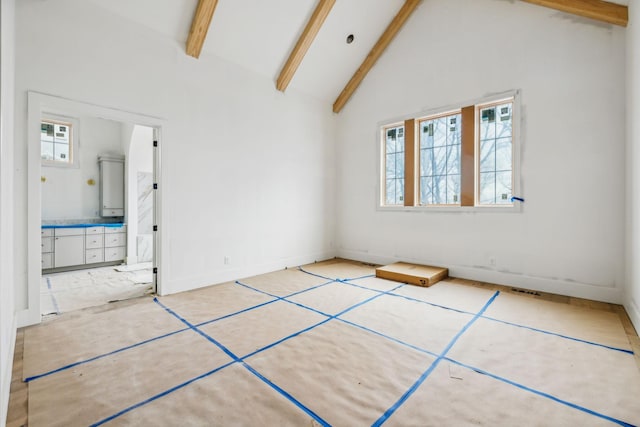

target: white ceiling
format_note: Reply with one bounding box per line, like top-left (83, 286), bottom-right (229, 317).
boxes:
top-left (87, 0), bottom-right (629, 103)
top-left (87, 0), bottom-right (408, 102)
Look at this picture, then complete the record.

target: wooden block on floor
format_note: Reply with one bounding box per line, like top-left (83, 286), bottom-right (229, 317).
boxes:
top-left (376, 262), bottom-right (448, 287)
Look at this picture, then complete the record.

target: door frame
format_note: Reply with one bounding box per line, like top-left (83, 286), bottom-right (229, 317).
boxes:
top-left (19, 91), bottom-right (166, 327)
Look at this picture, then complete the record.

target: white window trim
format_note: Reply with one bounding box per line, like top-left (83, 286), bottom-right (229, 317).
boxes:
top-left (376, 89), bottom-right (522, 213)
top-left (41, 114), bottom-right (80, 169)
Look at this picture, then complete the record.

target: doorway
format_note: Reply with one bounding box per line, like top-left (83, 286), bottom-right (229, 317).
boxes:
top-left (40, 120), bottom-right (156, 318)
top-left (22, 92), bottom-right (164, 326)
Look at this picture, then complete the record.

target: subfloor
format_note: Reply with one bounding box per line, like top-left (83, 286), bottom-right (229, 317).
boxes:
top-left (8, 259), bottom-right (640, 426)
top-left (40, 264), bottom-right (153, 319)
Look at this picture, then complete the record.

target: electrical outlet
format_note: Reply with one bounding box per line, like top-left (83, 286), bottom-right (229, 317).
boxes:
top-left (224, 256), bottom-right (230, 265)
top-left (489, 256), bottom-right (496, 267)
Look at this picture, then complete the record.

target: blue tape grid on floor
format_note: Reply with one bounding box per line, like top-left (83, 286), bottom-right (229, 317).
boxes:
top-left (27, 265), bottom-right (637, 426)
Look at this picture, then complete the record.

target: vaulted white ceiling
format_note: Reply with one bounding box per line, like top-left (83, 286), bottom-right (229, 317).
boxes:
top-left (87, 0), bottom-right (629, 105)
top-left (87, 0), bottom-right (410, 102)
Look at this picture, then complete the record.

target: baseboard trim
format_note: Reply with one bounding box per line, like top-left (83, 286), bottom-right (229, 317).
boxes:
top-left (625, 297), bottom-right (640, 334)
top-left (336, 249), bottom-right (623, 304)
top-left (160, 251), bottom-right (336, 296)
top-left (1, 314), bottom-right (17, 427)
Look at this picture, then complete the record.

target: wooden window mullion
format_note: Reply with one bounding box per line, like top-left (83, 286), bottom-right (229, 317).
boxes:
top-left (460, 106), bottom-right (475, 206)
top-left (404, 119), bottom-right (415, 206)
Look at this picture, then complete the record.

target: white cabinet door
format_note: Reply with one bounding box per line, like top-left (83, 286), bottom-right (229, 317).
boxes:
top-left (54, 235), bottom-right (84, 267)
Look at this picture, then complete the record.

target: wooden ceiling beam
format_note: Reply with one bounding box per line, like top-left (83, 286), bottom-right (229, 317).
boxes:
top-left (276, 0), bottom-right (336, 92)
top-left (186, 0), bottom-right (219, 59)
top-left (333, 0), bottom-right (421, 114)
top-left (521, 0), bottom-right (628, 27)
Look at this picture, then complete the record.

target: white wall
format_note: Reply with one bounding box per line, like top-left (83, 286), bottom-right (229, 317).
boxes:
top-left (335, 0), bottom-right (626, 303)
top-left (14, 0), bottom-right (335, 314)
top-left (41, 116), bottom-right (123, 220)
top-left (627, 0), bottom-right (640, 331)
top-left (0, 0), bottom-right (15, 423)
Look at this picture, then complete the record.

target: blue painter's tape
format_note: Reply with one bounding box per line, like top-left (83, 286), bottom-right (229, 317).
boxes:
top-left (444, 357), bottom-right (635, 427)
top-left (341, 276), bottom-right (635, 357)
top-left (41, 223), bottom-right (125, 229)
top-left (90, 360), bottom-right (237, 426)
top-left (297, 266), bottom-right (334, 281)
top-left (46, 277), bottom-right (60, 315)
top-left (25, 326), bottom-right (190, 383)
top-left (482, 315), bottom-right (634, 355)
top-left (152, 298), bottom-right (332, 427)
top-left (241, 362), bottom-right (331, 427)
top-left (372, 291), bottom-right (500, 426)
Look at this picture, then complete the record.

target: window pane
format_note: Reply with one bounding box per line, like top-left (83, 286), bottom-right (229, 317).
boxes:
top-left (41, 123), bottom-right (54, 142)
top-left (54, 124), bottom-right (69, 143)
top-left (54, 142), bottom-right (69, 162)
top-left (496, 103), bottom-right (512, 138)
top-left (421, 121), bottom-right (434, 148)
top-left (479, 139), bottom-right (495, 172)
top-left (386, 132), bottom-right (397, 154)
top-left (480, 107), bottom-right (496, 140)
top-left (395, 179), bottom-right (405, 204)
top-left (432, 147), bottom-right (446, 176)
top-left (433, 117), bottom-right (446, 147)
top-left (495, 171), bottom-right (512, 204)
top-left (446, 114), bottom-right (461, 145)
top-left (41, 141), bottom-right (54, 160)
top-left (495, 138), bottom-right (512, 172)
top-left (479, 172), bottom-right (496, 204)
top-left (420, 148), bottom-right (433, 176)
top-left (395, 152), bottom-right (404, 180)
top-left (432, 175), bottom-right (447, 204)
top-left (386, 153), bottom-right (396, 179)
top-left (420, 176), bottom-right (433, 205)
top-left (447, 174), bottom-right (460, 204)
top-left (386, 179), bottom-right (396, 205)
top-left (446, 143), bottom-right (460, 174)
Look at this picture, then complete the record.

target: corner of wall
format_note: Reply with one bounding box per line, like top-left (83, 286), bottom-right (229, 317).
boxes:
top-left (0, 315), bottom-right (17, 427)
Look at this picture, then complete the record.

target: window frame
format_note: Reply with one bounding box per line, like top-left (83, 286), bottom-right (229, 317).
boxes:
top-left (377, 90), bottom-right (521, 213)
top-left (41, 115), bottom-right (79, 169)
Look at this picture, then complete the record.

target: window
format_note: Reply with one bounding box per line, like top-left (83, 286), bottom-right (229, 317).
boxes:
top-left (41, 119), bottom-right (75, 166)
top-left (380, 92), bottom-right (518, 209)
top-left (478, 101), bottom-right (513, 205)
top-left (383, 124), bottom-right (405, 205)
top-left (419, 111), bottom-right (461, 205)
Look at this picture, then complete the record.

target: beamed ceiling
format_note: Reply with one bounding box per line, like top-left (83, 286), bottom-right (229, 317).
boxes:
top-left (88, 0), bottom-right (629, 113)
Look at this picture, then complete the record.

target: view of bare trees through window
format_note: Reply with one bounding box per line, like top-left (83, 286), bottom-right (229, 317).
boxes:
top-left (419, 113), bottom-right (461, 205)
top-left (381, 96), bottom-right (514, 208)
top-left (385, 125), bottom-right (405, 205)
top-left (479, 102), bottom-right (513, 204)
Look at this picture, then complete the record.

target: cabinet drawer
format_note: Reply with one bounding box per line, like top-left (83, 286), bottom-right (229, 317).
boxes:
top-left (85, 234), bottom-right (104, 249)
top-left (41, 228), bottom-right (53, 237)
top-left (105, 246), bottom-right (126, 262)
top-left (85, 248), bottom-right (104, 264)
top-left (86, 226), bottom-right (104, 235)
top-left (41, 237), bottom-right (53, 253)
top-left (55, 227), bottom-right (85, 237)
top-left (41, 253), bottom-right (53, 269)
top-left (105, 225), bottom-right (126, 234)
top-left (105, 233), bottom-right (126, 247)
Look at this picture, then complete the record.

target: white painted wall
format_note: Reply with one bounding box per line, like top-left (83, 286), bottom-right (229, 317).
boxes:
top-left (335, 0), bottom-right (626, 303)
top-left (41, 116), bottom-right (123, 220)
top-left (0, 0), bottom-right (15, 423)
top-left (14, 0), bottom-right (335, 315)
top-left (626, 0), bottom-right (640, 331)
